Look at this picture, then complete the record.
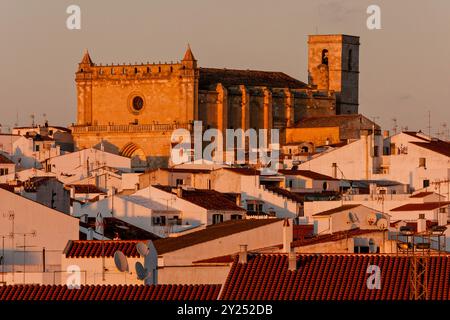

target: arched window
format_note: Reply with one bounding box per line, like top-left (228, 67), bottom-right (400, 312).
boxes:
top-left (146, 67), bottom-right (150, 73)
top-left (170, 66), bottom-right (173, 72)
top-left (348, 49), bottom-right (352, 71)
top-left (134, 67), bottom-right (138, 74)
top-left (321, 49), bottom-right (329, 65)
top-left (158, 66), bottom-right (161, 73)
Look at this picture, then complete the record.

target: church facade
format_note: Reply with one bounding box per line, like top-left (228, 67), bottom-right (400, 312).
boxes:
top-left (72, 34), bottom-right (360, 168)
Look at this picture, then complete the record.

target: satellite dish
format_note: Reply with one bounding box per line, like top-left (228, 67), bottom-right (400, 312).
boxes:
top-left (136, 242), bottom-right (149, 257)
top-left (114, 251), bottom-right (129, 272)
top-left (135, 261), bottom-right (148, 280)
top-left (367, 212), bottom-right (377, 225)
top-left (376, 218), bottom-right (388, 230)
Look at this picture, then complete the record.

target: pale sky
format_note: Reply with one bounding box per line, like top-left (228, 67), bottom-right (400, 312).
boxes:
top-left (1, 0), bottom-right (449, 137)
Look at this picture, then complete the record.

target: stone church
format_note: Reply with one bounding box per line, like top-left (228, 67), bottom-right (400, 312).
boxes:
top-left (72, 34), bottom-right (360, 168)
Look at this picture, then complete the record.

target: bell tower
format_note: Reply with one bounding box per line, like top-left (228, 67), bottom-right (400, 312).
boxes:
top-left (308, 34), bottom-right (360, 114)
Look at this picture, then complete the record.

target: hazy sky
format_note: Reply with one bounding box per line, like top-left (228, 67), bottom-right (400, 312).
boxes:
top-left (1, 0), bottom-right (449, 136)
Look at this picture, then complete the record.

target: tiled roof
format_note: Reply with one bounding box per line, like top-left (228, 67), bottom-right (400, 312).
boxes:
top-left (194, 255), bottom-right (235, 264)
top-left (402, 131), bottom-right (430, 141)
top-left (199, 68), bottom-right (308, 90)
top-left (410, 192), bottom-right (435, 198)
top-left (223, 167), bottom-right (260, 176)
top-left (0, 284), bottom-right (221, 301)
top-left (265, 186), bottom-right (304, 203)
top-left (64, 240), bottom-right (144, 258)
top-left (291, 228), bottom-right (380, 248)
top-left (80, 217), bottom-right (161, 241)
top-left (313, 204), bottom-right (361, 216)
top-left (160, 168), bottom-right (211, 174)
top-left (278, 169), bottom-right (338, 180)
top-left (153, 185), bottom-right (245, 211)
top-left (68, 184), bottom-right (105, 194)
top-left (0, 184), bottom-right (15, 192)
top-left (154, 219), bottom-right (281, 254)
top-left (180, 189), bottom-right (246, 211)
top-left (410, 140), bottom-right (450, 157)
top-left (220, 254), bottom-right (450, 300)
top-left (0, 153), bottom-right (14, 164)
top-left (390, 202), bottom-right (450, 211)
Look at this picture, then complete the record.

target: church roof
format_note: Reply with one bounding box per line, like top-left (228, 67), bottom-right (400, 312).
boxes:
top-left (293, 114), bottom-right (379, 129)
top-left (199, 68), bottom-right (308, 90)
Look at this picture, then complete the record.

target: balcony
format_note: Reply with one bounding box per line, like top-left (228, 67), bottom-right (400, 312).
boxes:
top-left (71, 123), bottom-right (193, 134)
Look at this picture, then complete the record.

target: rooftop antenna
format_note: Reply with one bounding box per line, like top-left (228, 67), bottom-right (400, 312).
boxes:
top-left (42, 113), bottom-right (47, 124)
top-left (427, 110), bottom-right (431, 138)
top-left (15, 111), bottom-right (19, 128)
top-left (392, 118), bottom-right (398, 135)
top-left (30, 114), bottom-right (35, 127)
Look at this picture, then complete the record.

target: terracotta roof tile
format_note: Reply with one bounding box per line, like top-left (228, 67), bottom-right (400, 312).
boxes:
top-left (68, 184), bottom-right (105, 194)
top-left (390, 202), bottom-right (450, 211)
top-left (223, 167), bottom-right (260, 176)
top-left (0, 284), bottom-right (221, 301)
top-left (220, 254), bottom-right (450, 300)
top-left (64, 240), bottom-right (144, 258)
top-left (291, 228), bottom-right (380, 248)
top-left (278, 169), bottom-right (338, 180)
top-left (410, 140), bottom-right (450, 157)
top-left (410, 192), bottom-right (435, 198)
top-left (0, 153), bottom-right (14, 164)
top-left (313, 204), bottom-right (361, 216)
top-left (154, 219), bottom-right (281, 254)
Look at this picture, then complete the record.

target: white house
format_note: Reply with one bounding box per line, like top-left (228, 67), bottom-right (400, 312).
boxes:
top-left (0, 188), bottom-right (79, 285)
top-left (47, 148), bottom-right (132, 183)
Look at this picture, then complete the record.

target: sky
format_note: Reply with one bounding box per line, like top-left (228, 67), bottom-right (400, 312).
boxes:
top-left (0, 0), bottom-right (449, 137)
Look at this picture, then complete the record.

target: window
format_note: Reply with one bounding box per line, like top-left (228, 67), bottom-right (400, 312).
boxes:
top-left (423, 179), bottom-right (430, 188)
top-left (152, 216), bottom-right (166, 226)
top-left (288, 180), bottom-right (293, 188)
top-left (176, 179), bottom-right (184, 186)
top-left (212, 214), bottom-right (223, 224)
top-left (207, 179), bottom-right (211, 190)
top-left (0, 168), bottom-right (8, 176)
top-left (134, 67), bottom-right (138, 74)
top-left (373, 146), bottom-right (379, 157)
top-left (322, 182), bottom-right (329, 191)
top-left (321, 49), bottom-right (329, 65)
top-left (35, 145), bottom-right (40, 152)
top-left (419, 157), bottom-right (426, 168)
top-left (231, 214), bottom-right (242, 220)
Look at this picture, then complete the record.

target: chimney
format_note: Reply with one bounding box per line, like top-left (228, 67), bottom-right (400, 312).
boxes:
top-left (69, 186), bottom-right (75, 199)
top-left (383, 130), bottom-right (390, 139)
top-left (417, 214), bottom-right (427, 233)
top-left (176, 186), bottom-right (183, 198)
top-left (238, 244), bottom-right (248, 264)
top-left (236, 193), bottom-right (242, 207)
top-left (438, 210), bottom-right (447, 227)
top-left (283, 219), bottom-right (293, 253)
top-left (288, 250), bottom-right (297, 271)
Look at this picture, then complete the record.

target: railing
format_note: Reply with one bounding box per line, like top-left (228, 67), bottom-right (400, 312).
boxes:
top-left (71, 123), bottom-right (193, 134)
